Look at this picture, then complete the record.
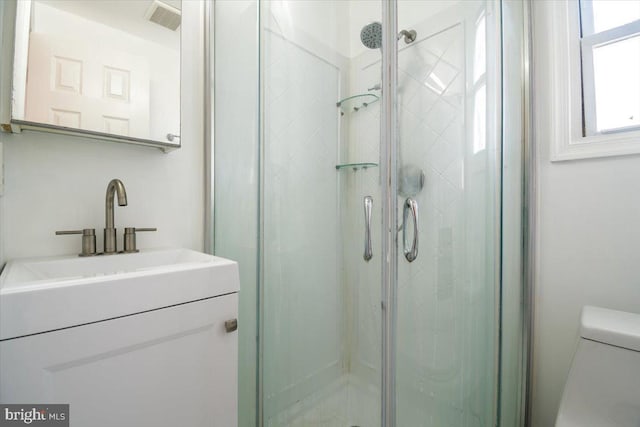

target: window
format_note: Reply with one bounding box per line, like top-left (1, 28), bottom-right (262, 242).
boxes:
top-left (579, 1), bottom-right (640, 135)
top-left (542, 0), bottom-right (640, 161)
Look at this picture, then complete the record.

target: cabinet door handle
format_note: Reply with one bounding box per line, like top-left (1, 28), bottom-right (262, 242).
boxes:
top-left (225, 319), bottom-right (238, 333)
top-left (364, 196), bottom-right (373, 261)
top-left (403, 198), bottom-right (418, 262)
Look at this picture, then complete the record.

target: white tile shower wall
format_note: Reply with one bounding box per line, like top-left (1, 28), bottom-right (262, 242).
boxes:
top-left (0, 1), bottom-right (204, 264)
top-left (265, 1), bottom-right (351, 59)
top-left (262, 28), bottom-right (346, 422)
top-left (259, 1), bottom-right (499, 425)
top-left (348, 1), bottom-right (462, 59)
top-left (346, 3), bottom-right (497, 426)
top-left (344, 52), bottom-right (382, 394)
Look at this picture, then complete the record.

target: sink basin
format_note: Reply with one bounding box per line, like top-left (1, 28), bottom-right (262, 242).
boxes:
top-left (0, 248), bottom-right (239, 340)
top-left (2, 248), bottom-right (222, 285)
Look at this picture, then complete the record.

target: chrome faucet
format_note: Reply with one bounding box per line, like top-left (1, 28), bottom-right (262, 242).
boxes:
top-left (104, 179), bottom-right (128, 254)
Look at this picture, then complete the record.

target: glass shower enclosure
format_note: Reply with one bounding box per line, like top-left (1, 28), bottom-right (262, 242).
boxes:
top-left (214, 0), bottom-right (529, 426)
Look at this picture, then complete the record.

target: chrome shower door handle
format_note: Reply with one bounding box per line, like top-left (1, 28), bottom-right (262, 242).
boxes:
top-left (403, 198), bottom-right (418, 262)
top-left (364, 196), bottom-right (373, 261)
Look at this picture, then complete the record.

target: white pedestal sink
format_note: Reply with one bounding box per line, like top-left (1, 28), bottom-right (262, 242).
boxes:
top-left (0, 248), bottom-right (240, 427)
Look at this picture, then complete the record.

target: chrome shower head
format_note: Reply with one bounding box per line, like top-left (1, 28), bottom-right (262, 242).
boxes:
top-left (361, 22), bottom-right (382, 49)
top-left (361, 23), bottom-right (418, 49)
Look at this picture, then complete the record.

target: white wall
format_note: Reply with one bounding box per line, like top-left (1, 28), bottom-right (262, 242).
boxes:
top-left (531, 2), bottom-right (640, 426)
top-left (0, 1), bottom-right (204, 265)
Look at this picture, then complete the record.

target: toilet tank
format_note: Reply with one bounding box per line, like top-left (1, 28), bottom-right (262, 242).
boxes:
top-left (556, 306), bottom-right (640, 427)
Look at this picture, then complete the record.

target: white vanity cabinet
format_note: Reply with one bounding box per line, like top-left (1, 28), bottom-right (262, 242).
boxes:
top-left (0, 249), bottom-right (239, 427)
top-left (0, 294), bottom-right (238, 427)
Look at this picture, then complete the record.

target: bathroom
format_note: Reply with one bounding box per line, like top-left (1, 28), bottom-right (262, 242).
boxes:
top-left (0, 0), bottom-right (639, 426)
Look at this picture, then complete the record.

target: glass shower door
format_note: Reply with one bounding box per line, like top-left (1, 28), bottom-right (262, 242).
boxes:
top-left (393, 1), bottom-right (502, 426)
top-left (214, 0), bottom-right (525, 425)
top-left (259, 2), bottom-right (383, 426)
top-left (256, 0), bottom-right (511, 425)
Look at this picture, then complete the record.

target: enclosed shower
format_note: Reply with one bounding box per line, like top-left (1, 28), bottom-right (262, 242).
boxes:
top-left (214, 0), bottom-right (529, 426)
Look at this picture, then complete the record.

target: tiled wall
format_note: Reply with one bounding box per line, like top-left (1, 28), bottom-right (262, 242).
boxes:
top-left (262, 29), bottom-right (344, 423)
top-left (345, 4), bottom-right (499, 426)
top-left (257, 2), bottom-right (501, 426)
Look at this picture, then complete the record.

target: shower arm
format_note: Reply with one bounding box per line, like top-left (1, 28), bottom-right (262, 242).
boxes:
top-left (397, 29), bottom-right (417, 44)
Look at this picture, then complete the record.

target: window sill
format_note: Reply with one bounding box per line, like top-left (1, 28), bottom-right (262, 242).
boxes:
top-left (552, 130), bottom-right (640, 162)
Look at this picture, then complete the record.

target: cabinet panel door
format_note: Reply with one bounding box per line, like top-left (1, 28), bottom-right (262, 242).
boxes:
top-left (0, 294), bottom-right (238, 427)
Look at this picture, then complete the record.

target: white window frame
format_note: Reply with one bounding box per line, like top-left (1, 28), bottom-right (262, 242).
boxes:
top-left (547, 0), bottom-right (640, 161)
top-left (580, 1), bottom-right (640, 136)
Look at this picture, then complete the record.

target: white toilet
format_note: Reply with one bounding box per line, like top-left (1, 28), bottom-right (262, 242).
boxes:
top-left (556, 306), bottom-right (640, 426)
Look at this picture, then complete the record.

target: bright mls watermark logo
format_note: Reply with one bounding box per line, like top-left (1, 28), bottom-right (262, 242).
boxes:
top-left (0, 405), bottom-right (68, 426)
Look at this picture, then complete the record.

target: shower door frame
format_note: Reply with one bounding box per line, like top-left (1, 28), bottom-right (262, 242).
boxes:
top-left (380, 1), bottom-right (537, 425)
top-left (379, 1), bottom-right (398, 425)
top-left (381, 1), bottom-right (505, 425)
top-left (247, 1), bottom-right (534, 426)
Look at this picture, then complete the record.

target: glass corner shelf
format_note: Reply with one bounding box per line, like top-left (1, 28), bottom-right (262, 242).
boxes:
top-left (336, 93), bottom-right (380, 114)
top-left (335, 162), bottom-right (379, 171)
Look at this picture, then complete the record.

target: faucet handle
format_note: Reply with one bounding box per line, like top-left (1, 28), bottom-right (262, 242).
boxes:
top-left (55, 228), bottom-right (97, 257)
top-left (123, 227), bottom-right (157, 253)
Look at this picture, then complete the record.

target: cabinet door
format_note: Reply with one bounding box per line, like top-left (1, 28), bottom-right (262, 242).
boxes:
top-left (0, 294), bottom-right (238, 427)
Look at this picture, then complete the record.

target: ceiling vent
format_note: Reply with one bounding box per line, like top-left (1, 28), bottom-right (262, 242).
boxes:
top-left (145, 1), bottom-right (181, 31)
